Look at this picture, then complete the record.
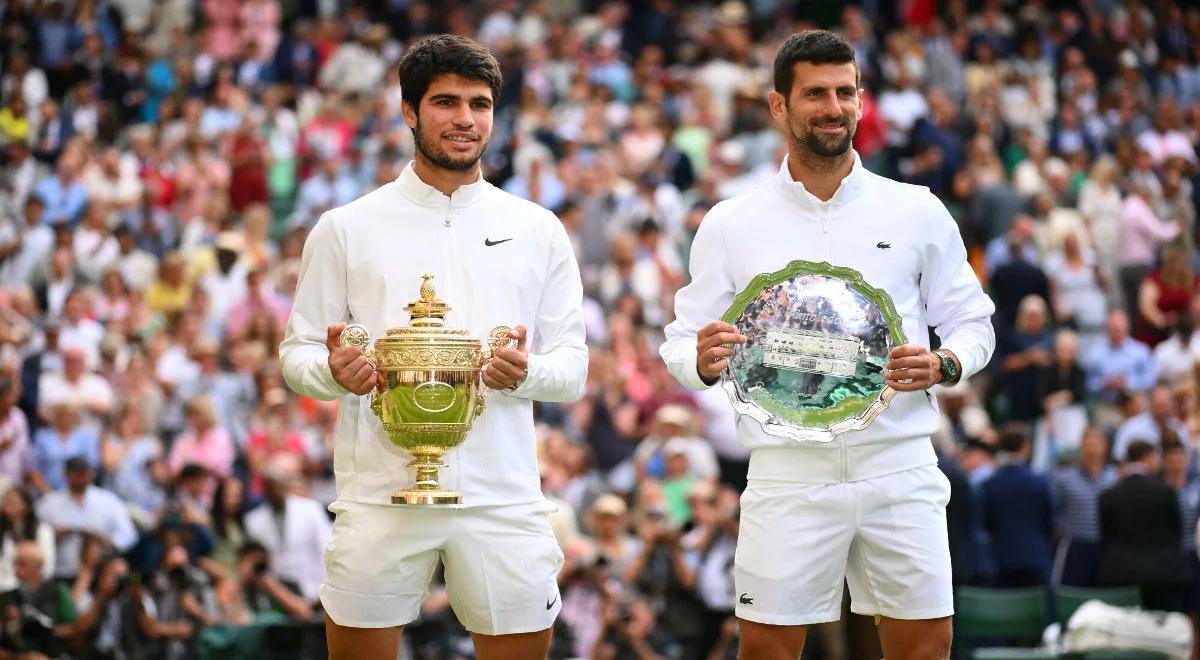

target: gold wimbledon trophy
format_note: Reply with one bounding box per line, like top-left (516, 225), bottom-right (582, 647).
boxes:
top-left (339, 275), bottom-right (514, 505)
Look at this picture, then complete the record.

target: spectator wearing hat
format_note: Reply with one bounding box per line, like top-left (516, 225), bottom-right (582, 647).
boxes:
top-left (586, 493), bottom-right (642, 580)
top-left (633, 404), bottom-right (718, 486)
top-left (36, 456), bottom-right (136, 580)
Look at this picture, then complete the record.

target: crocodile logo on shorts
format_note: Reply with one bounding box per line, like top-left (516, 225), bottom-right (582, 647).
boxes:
top-left (876, 241), bottom-right (891, 249)
top-left (739, 593), bottom-right (754, 605)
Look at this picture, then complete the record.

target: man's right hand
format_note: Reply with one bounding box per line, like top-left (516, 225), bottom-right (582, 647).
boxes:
top-left (327, 323), bottom-right (380, 395)
top-left (696, 321), bottom-right (747, 385)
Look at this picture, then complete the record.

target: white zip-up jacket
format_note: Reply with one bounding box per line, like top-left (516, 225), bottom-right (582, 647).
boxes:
top-left (280, 163), bottom-right (588, 507)
top-left (661, 153), bottom-right (995, 484)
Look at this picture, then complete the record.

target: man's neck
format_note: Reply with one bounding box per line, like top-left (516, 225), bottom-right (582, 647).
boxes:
top-left (412, 155), bottom-right (481, 198)
top-left (69, 486), bottom-right (87, 501)
top-left (786, 150), bottom-right (853, 202)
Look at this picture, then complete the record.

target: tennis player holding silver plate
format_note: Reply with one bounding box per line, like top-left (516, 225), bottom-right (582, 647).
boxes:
top-left (720, 259), bottom-right (907, 443)
top-left (660, 30), bottom-right (995, 660)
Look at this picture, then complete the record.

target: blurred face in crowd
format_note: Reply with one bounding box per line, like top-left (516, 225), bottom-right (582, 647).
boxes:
top-left (1163, 447), bottom-right (1188, 484)
top-left (12, 542), bottom-right (42, 587)
top-left (1106, 310), bottom-right (1129, 344)
top-left (1080, 429), bottom-right (1108, 469)
top-left (1, 489), bottom-right (28, 524)
top-left (63, 349), bottom-right (86, 381)
top-left (1149, 386), bottom-right (1175, 421)
top-left (664, 450), bottom-right (689, 479)
top-left (66, 464), bottom-right (92, 494)
top-left (403, 74), bottom-right (494, 173)
top-left (769, 61), bottom-right (862, 160)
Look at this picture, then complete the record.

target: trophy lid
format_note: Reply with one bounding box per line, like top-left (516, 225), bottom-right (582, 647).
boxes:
top-left (376, 274), bottom-right (474, 342)
top-left (404, 274), bottom-right (450, 328)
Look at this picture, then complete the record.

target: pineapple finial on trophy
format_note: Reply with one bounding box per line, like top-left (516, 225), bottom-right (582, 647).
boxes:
top-left (406, 274), bottom-right (450, 328)
top-left (420, 274), bottom-right (436, 301)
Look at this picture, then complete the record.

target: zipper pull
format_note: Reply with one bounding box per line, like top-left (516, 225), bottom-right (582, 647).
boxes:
top-left (444, 216), bottom-right (451, 227)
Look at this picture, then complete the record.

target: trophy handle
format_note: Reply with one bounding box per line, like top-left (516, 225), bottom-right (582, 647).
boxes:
top-left (340, 323), bottom-right (375, 368)
top-left (480, 325), bottom-right (517, 363)
top-left (476, 325), bottom-right (517, 406)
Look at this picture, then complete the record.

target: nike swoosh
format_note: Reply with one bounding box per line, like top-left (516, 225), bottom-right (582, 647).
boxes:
top-left (484, 238), bottom-right (513, 246)
top-left (545, 594), bottom-right (558, 610)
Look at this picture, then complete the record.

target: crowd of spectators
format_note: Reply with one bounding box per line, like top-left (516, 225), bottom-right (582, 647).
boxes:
top-left (1, 0), bottom-right (1200, 658)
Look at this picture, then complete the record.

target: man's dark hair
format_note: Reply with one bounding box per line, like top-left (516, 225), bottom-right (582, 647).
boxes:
top-left (397, 35), bottom-right (503, 110)
top-left (773, 30), bottom-right (859, 98)
top-left (997, 422), bottom-right (1031, 454)
top-left (1126, 440), bottom-right (1157, 464)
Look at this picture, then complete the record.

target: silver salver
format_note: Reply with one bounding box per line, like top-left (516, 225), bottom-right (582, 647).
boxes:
top-left (720, 260), bottom-right (907, 443)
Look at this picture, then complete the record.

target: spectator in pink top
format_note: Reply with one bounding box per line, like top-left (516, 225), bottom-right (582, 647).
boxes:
top-left (1118, 180), bottom-right (1181, 323)
top-left (203, 0), bottom-right (243, 62)
top-left (240, 0), bottom-right (281, 64)
top-left (168, 395), bottom-right (234, 482)
top-left (246, 389), bottom-right (306, 497)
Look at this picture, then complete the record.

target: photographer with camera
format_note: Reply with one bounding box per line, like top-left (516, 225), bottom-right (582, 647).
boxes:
top-left (0, 541), bottom-right (76, 659)
top-left (71, 553), bottom-right (193, 660)
top-left (682, 483), bottom-right (740, 659)
top-left (624, 500), bottom-right (707, 658)
top-left (235, 541), bottom-right (311, 622)
top-left (591, 595), bottom-right (666, 660)
top-left (139, 544), bottom-right (216, 660)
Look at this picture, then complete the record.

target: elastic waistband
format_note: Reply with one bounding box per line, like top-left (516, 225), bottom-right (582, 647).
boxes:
top-left (747, 436), bottom-right (937, 484)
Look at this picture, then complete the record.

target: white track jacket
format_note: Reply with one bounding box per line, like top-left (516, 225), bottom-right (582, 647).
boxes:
top-left (661, 153), bottom-right (995, 484)
top-left (281, 163), bottom-right (588, 507)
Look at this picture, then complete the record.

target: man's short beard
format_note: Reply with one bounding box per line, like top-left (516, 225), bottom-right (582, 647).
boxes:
top-left (800, 128), bottom-right (854, 157)
top-left (414, 120), bottom-right (487, 171)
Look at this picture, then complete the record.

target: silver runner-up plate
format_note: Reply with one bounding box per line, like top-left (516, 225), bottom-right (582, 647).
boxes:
top-left (720, 260), bottom-right (907, 443)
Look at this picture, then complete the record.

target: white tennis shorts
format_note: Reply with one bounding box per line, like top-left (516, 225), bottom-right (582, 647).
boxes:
top-left (733, 463), bottom-right (954, 625)
top-left (319, 499), bottom-right (564, 635)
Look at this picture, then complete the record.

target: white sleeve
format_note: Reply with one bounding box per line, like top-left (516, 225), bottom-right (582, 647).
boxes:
top-left (660, 204), bottom-right (735, 391)
top-left (279, 212), bottom-right (351, 401)
top-left (106, 495), bottom-right (138, 552)
top-left (919, 193), bottom-right (997, 380)
top-left (507, 219), bottom-right (588, 403)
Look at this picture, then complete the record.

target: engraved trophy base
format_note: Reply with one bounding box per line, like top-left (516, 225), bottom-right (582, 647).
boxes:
top-left (392, 489), bottom-right (463, 505)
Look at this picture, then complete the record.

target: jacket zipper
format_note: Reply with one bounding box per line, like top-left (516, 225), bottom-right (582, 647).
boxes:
top-left (819, 202), bottom-right (832, 262)
top-left (819, 200), bottom-right (847, 481)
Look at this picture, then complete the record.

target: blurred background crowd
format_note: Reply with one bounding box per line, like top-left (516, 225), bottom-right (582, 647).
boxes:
top-left (0, 0), bottom-right (1199, 658)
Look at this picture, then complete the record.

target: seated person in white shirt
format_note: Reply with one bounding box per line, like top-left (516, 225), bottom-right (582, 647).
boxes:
top-left (243, 464), bottom-right (331, 604)
top-left (35, 457), bottom-right (136, 580)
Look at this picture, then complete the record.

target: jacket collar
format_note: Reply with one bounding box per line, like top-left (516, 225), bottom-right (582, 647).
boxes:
top-left (775, 150), bottom-right (866, 209)
top-left (395, 161), bottom-right (489, 208)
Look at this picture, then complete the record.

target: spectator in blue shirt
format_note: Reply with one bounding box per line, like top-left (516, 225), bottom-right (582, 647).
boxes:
top-left (1084, 309), bottom-right (1157, 404)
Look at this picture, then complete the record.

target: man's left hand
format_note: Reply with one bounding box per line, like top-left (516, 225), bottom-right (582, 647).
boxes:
top-left (482, 325), bottom-right (528, 390)
top-left (885, 344), bottom-right (945, 391)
